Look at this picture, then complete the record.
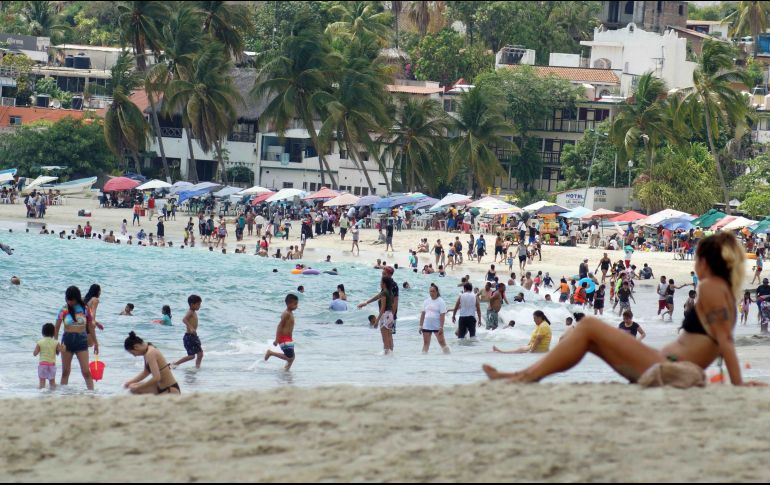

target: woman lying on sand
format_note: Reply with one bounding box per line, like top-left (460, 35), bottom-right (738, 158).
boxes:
top-left (123, 332), bottom-right (180, 395)
top-left (484, 233), bottom-right (766, 386)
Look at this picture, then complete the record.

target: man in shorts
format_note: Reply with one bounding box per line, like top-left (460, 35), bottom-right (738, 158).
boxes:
top-left (452, 282), bottom-right (482, 338)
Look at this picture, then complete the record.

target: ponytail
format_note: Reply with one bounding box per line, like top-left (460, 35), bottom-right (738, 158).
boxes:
top-left (124, 331), bottom-right (144, 351)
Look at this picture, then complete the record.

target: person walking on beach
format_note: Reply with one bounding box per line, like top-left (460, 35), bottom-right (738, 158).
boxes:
top-left (147, 195), bottom-right (156, 221)
top-left (264, 294), bottom-right (299, 370)
top-left (123, 332), bottom-right (180, 394)
top-left (476, 235), bottom-right (486, 263)
top-left (492, 311), bottom-right (552, 353)
top-left (486, 283), bottom-right (507, 330)
top-left (54, 286), bottom-right (97, 390)
top-left (420, 284), bottom-right (450, 354)
top-left (484, 233), bottom-right (767, 386)
top-left (84, 284), bottom-right (105, 347)
top-left (34, 323), bottom-right (60, 389)
top-left (132, 201), bottom-right (142, 226)
top-left (385, 221), bottom-right (394, 253)
top-left (517, 241), bottom-right (528, 271)
top-left (596, 253), bottom-right (612, 284)
top-left (657, 276), bottom-right (668, 317)
top-left (452, 282), bottom-right (482, 339)
top-left (173, 295), bottom-right (204, 369)
top-left (351, 224), bottom-right (360, 255)
top-left (594, 284), bottom-right (606, 316)
top-left (751, 252), bottom-right (763, 284)
top-left (616, 280), bottom-right (635, 315)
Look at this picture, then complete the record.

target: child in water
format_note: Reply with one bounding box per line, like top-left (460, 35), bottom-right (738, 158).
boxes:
top-left (33, 323), bottom-right (60, 389)
top-left (173, 295), bottom-right (204, 369)
top-left (368, 315), bottom-right (377, 328)
top-left (264, 294), bottom-right (299, 370)
top-left (153, 305), bottom-right (172, 326)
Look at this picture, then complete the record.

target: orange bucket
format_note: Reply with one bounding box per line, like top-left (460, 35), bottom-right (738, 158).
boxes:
top-left (89, 354), bottom-right (105, 381)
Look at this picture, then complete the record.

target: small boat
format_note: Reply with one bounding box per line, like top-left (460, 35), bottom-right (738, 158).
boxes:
top-left (42, 176), bottom-right (98, 195)
top-left (21, 175), bottom-right (58, 195)
top-left (0, 168), bottom-right (17, 184)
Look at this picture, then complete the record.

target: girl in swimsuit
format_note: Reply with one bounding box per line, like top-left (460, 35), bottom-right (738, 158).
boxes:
top-left (55, 286), bottom-right (97, 390)
top-left (484, 233), bottom-right (766, 386)
top-left (123, 332), bottom-right (180, 395)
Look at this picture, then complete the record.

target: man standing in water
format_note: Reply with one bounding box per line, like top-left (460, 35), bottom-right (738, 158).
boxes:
top-left (486, 283), bottom-right (507, 330)
top-left (358, 266), bottom-right (400, 337)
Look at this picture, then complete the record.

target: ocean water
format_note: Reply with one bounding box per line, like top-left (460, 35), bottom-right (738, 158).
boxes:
top-left (0, 227), bottom-right (765, 398)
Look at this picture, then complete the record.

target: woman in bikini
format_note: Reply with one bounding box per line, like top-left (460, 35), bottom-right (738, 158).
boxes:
top-left (84, 284), bottom-right (105, 346)
top-left (123, 332), bottom-right (180, 395)
top-left (484, 233), bottom-right (765, 386)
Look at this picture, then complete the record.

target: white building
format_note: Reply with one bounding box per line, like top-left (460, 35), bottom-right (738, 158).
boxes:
top-left (556, 186), bottom-right (640, 211)
top-left (685, 19), bottom-right (730, 40)
top-left (581, 23), bottom-right (697, 97)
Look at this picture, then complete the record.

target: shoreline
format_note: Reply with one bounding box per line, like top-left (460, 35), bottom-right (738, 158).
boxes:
top-left (3, 382), bottom-right (770, 482)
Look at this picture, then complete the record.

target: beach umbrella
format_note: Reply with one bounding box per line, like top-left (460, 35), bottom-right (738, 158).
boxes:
top-left (722, 217), bottom-right (757, 231)
top-left (250, 191), bottom-right (275, 206)
top-left (710, 216), bottom-right (737, 231)
top-left (486, 206), bottom-right (522, 216)
top-left (354, 195), bottom-right (382, 207)
top-left (609, 210), bottom-right (647, 223)
top-left (562, 206), bottom-right (593, 219)
top-left (374, 195), bottom-right (420, 209)
top-left (690, 209), bottom-right (727, 228)
top-left (266, 188), bottom-right (306, 202)
top-left (324, 193), bottom-right (360, 207)
top-left (136, 179), bottom-right (173, 191)
top-left (638, 209), bottom-right (692, 227)
top-left (467, 196), bottom-right (511, 210)
top-left (660, 218), bottom-right (695, 231)
top-left (751, 216), bottom-right (770, 234)
top-left (304, 186), bottom-right (340, 200)
top-left (213, 186), bottom-right (243, 198)
top-left (429, 193), bottom-right (473, 211)
top-left (103, 176), bottom-right (140, 192)
top-left (536, 204), bottom-right (569, 215)
top-left (411, 197), bottom-right (439, 210)
top-left (522, 200), bottom-right (553, 212)
top-left (582, 208), bottom-right (619, 220)
top-left (238, 185), bottom-right (272, 195)
top-left (169, 181), bottom-right (194, 195)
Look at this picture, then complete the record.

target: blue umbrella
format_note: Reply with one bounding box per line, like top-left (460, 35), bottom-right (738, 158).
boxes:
top-left (660, 218), bottom-right (695, 231)
top-left (354, 195), bottom-right (381, 207)
top-left (411, 197), bottom-right (439, 210)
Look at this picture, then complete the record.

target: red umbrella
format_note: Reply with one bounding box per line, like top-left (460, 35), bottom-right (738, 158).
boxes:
top-left (250, 191), bottom-right (275, 206)
top-left (103, 177), bottom-right (140, 192)
top-left (303, 186), bottom-right (340, 200)
top-left (608, 210), bottom-right (647, 223)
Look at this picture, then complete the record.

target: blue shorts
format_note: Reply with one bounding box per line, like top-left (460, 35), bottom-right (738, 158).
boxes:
top-left (183, 333), bottom-right (202, 356)
top-left (280, 342), bottom-right (295, 359)
top-left (62, 332), bottom-right (88, 353)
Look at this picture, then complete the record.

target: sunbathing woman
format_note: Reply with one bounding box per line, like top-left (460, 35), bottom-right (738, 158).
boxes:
top-left (484, 233), bottom-right (765, 386)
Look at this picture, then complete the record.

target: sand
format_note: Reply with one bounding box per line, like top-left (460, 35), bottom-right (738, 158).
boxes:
top-left (2, 383), bottom-right (769, 482)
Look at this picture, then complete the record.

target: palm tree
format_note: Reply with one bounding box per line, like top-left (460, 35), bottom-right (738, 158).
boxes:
top-left (319, 36), bottom-right (393, 193)
top-left (104, 52), bottom-right (150, 174)
top-left (199, 1), bottom-right (253, 61)
top-left (548, 1), bottom-right (600, 43)
top-left (405, 1), bottom-right (445, 36)
top-left (683, 40), bottom-right (751, 215)
top-left (386, 96), bottom-right (450, 192)
top-left (327, 1), bottom-right (392, 47)
top-left (164, 42), bottom-right (242, 184)
top-left (253, 14), bottom-right (341, 188)
top-left (451, 87), bottom-right (516, 195)
top-left (147, 3), bottom-right (204, 183)
top-left (726, 1), bottom-right (770, 56)
top-left (117, 1), bottom-right (172, 182)
top-left (21, 1), bottom-right (69, 39)
top-left (392, 0), bottom-right (403, 48)
top-left (609, 72), bottom-right (673, 171)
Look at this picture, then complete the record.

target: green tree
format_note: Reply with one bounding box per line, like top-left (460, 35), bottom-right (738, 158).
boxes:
top-left (730, 153), bottom-right (770, 217)
top-left (385, 96), bottom-right (450, 193)
top-left (148, 3), bottom-right (204, 183)
top-left (548, 1), bottom-right (600, 43)
top-left (227, 165), bottom-right (254, 185)
top-left (635, 143), bottom-right (721, 214)
top-left (609, 72), bottom-right (674, 171)
top-left (446, 1), bottom-right (484, 45)
top-left (246, 2), bottom-right (332, 52)
top-left (451, 86), bottom-right (516, 194)
top-left (412, 29), bottom-right (493, 86)
top-left (199, 0), bottom-right (253, 61)
top-left (326, 1), bottom-right (392, 47)
top-left (103, 51), bottom-right (150, 174)
top-left (405, 1), bottom-right (446, 36)
top-left (684, 40), bottom-right (751, 214)
top-left (726, 1), bottom-right (770, 56)
top-left (0, 117), bottom-right (120, 179)
top-left (253, 13), bottom-right (341, 188)
top-left (2, 53), bottom-right (35, 106)
top-left (21, 1), bottom-right (69, 40)
top-left (165, 42), bottom-right (241, 184)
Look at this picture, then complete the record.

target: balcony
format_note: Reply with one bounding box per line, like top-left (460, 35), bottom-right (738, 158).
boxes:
top-left (227, 131), bottom-right (257, 143)
top-left (539, 151), bottom-right (562, 165)
top-left (159, 127), bottom-right (183, 138)
top-left (538, 119), bottom-right (601, 133)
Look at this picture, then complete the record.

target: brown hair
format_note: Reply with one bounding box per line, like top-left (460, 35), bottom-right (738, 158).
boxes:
top-left (695, 233), bottom-right (745, 301)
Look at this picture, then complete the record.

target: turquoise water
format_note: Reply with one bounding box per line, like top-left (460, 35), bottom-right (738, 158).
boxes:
top-left (0, 227), bottom-right (765, 398)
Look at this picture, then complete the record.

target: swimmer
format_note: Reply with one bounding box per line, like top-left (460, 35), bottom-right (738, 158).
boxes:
top-left (120, 303), bottom-right (135, 316)
top-left (0, 242), bottom-right (13, 255)
top-left (403, 282), bottom-right (411, 289)
top-left (325, 255), bottom-right (331, 263)
top-left (335, 319), bottom-right (344, 325)
top-left (297, 286), bottom-right (305, 294)
top-left (264, 294), bottom-right (299, 371)
top-left (508, 320), bottom-right (516, 328)
top-left (368, 315), bottom-right (377, 328)
top-left (153, 305), bottom-right (172, 326)
top-left (10, 275), bottom-right (20, 285)
top-left (324, 268), bottom-right (339, 275)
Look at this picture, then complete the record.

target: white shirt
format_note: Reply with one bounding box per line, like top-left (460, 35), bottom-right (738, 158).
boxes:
top-left (422, 297), bottom-right (447, 331)
top-left (658, 282), bottom-right (668, 300)
top-left (457, 292), bottom-right (477, 318)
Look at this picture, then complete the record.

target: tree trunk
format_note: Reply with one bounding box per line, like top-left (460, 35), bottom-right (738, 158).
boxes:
top-left (147, 92), bottom-right (171, 183)
top-left (466, 162), bottom-right (473, 196)
top-left (704, 105), bottom-right (731, 215)
top-left (302, 110), bottom-right (337, 189)
top-left (185, 126), bottom-right (199, 183)
top-left (214, 139), bottom-right (228, 184)
top-left (131, 150), bottom-right (142, 175)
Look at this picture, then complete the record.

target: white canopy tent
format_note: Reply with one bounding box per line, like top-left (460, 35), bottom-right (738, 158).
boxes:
top-left (428, 193), bottom-right (472, 212)
top-left (237, 185), bottom-right (272, 196)
top-left (522, 200), bottom-right (552, 212)
top-left (213, 186), bottom-right (244, 198)
top-left (467, 196), bottom-right (515, 210)
top-left (136, 179), bottom-right (173, 191)
top-left (266, 188), bottom-right (306, 202)
top-left (722, 217), bottom-right (757, 231)
top-left (486, 206), bottom-right (522, 216)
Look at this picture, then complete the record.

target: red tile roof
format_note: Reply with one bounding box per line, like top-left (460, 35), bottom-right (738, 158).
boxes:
top-left (504, 65), bottom-right (620, 84)
top-left (0, 106), bottom-right (106, 127)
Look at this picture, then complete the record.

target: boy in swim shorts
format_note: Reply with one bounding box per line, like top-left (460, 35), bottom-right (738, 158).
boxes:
top-left (265, 294), bottom-right (298, 370)
top-left (173, 295), bottom-right (204, 369)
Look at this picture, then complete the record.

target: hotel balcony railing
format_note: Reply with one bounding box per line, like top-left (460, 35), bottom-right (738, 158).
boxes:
top-left (227, 131), bottom-right (257, 143)
top-left (538, 119), bottom-right (601, 133)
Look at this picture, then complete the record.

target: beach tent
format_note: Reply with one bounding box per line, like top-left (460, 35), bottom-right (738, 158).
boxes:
top-left (354, 195), bottom-right (381, 207)
top-left (722, 217), bottom-right (757, 231)
top-left (266, 188), bottom-right (306, 202)
top-left (583, 208), bottom-right (619, 220)
top-left (169, 181), bottom-right (193, 194)
top-left (562, 207), bottom-right (593, 219)
top-left (374, 194), bottom-right (426, 210)
top-left (250, 191), bottom-right (275, 206)
top-left (751, 217), bottom-right (770, 234)
top-left (213, 186), bottom-right (243, 198)
top-left (609, 211), bottom-right (646, 223)
top-left (429, 193), bottom-right (473, 211)
top-left (710, 216), bottom-right (737, 231)
top-left (536, 204), bottom-right (569, 215)
top-left (103, 176), bottom-right (140, 192)
top-left (136, 179), bottom-right (173, 191)
top-left (324, 193), bottom-right (360, 207)
top-left (660, 218), bottom-right (696, 231)
top-left (487, 206), bottom-right (522, 216)
top-left (304, 187), bottom-right (340, 200)
top-left (411, 197), bottom-right (439, 210)
top-left (467, 196), bottom-right (512, 210)
top-left (523, 200), bottom-right (552, 212)
top-left (638, 209), bottom-right (692, 226)
top-left (238, 185), bottom-right (272, 195)
top-left (690, 209), bottom-right (727, 228)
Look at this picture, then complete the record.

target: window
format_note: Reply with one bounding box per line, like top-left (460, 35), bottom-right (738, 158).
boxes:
top-left (353, 186), bottom-right (361, 195)
top-left (339, 149), bottom-right (347, 159)
top-left (309, 183), bottom-right (317, 191)
top-left (359, 151), bottom-right (369, 162)
top-left (282, 182), bottom-right (294, 188)
top-left (9, 116), bottom-right (21, 126)
top-left (361, 187), bottom-right (369, 196)
top-left (624, 1), bottom-right (634, 15)
top-left (678, 5), bottom-right (684, 16)
top-left (657, 1), bottom-right (662, 13)
top-left (608, 1), bottom-right (619, 23)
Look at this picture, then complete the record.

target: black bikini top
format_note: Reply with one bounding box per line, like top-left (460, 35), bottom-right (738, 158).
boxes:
top-left (681, 309), bottom-right (707, 336)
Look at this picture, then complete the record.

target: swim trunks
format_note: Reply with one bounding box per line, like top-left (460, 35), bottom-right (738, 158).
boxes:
top-left (183, 333), bottom-right (202, 356)
top-left (486, 308), bottom-right (499, 330)
top-left (378, 311), bottom-right (395, 332)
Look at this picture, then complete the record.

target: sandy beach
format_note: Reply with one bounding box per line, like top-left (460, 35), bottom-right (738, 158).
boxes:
top-left (2, 382), bottom-right (769, 482)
